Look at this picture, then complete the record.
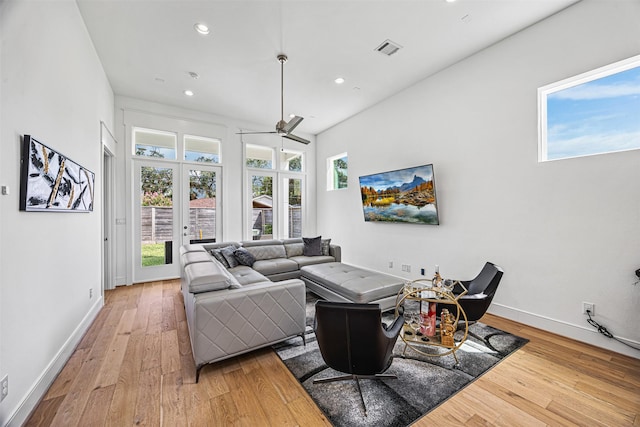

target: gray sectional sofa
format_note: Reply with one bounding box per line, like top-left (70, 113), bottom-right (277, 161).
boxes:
top-left (180, 237), bottom-right (341, 381)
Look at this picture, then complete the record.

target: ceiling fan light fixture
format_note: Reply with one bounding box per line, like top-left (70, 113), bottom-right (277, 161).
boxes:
top-left (194, 23), bottom-right (210, 35)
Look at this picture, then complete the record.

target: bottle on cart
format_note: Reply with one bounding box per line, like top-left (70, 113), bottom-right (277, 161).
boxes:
top-left (432, 265), bottom-right (442, 287)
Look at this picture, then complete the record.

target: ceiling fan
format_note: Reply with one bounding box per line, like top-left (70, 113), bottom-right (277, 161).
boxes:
top-left (237, 54), bottom-right (310, 145)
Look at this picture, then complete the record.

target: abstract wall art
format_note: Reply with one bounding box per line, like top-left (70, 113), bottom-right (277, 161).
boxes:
top-left (20, 135), bottom-right (95, 212)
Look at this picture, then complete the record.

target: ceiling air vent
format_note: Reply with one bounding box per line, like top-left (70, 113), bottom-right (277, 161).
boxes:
top-left (375, 39), bottom-right (402, 56)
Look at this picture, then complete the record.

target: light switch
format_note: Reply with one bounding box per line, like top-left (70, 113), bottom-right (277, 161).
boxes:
top-left (1, 186), bottom-right (9, 195)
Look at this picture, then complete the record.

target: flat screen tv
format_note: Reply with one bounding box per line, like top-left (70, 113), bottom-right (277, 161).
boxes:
top-left (19, 135), bottom-right (95, 212)
top-left (359, 164), bottom-right (439, 225)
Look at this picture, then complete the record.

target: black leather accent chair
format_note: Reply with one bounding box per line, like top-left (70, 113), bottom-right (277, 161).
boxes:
top-left (441, 262), bottom-right (504, 323)
top-left (313, 300), bottom-right (404, 416)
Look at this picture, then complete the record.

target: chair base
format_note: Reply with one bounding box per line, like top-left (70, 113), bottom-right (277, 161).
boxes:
top-left (313, 373), bottom-right (397, 416)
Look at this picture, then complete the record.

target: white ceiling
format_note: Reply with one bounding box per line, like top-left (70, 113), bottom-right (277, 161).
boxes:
top-left (77, 0), bottom-right (578, 135)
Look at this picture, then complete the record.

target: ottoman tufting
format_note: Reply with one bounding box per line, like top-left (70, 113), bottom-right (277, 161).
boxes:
top-left (300, 262), bottom-right (405, 312)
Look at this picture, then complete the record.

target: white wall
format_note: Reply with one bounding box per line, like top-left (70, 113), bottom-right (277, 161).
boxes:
top-left (113, 96), bottom-right (317, 285)
top-left (0, 1), bottom-right (114, 425)
top-left (317, 0), bottom-right (640, 358)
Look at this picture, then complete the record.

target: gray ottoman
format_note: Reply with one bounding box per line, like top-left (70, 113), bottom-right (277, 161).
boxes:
top-left (300, 262), bottom-right (405, 312)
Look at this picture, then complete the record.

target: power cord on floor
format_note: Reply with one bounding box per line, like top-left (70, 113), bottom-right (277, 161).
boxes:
top-left (586, 310), bottom-right (640, 351)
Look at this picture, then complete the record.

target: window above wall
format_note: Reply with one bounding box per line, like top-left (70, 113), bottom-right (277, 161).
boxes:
top-left (538, 55), bottom-right (640, 162)
top-left (133, 127), bottom-right (177, 159)
top-left (184, 134), bottom-right (221, 163)
top-left (246, 144), bottom-right (274, 169)
top-left (327, 152), bottom-right (348, 190)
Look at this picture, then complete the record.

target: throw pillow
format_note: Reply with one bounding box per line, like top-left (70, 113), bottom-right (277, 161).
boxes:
top-left (210, 248), bottom-right (230, 268)
top-left (303, 236), bottom-right (322, 256)
top-left (234, 247), bottom-right (256, 267)
top-left (321, 238), bottom-right (331, 256)
top-left (220, 246), bottom-right (239, 268)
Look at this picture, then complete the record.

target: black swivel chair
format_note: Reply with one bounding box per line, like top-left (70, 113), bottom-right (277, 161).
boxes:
top-left (313, 300), bottom-right (404, 416)
top-left (441, 261), bottom-right (504, 323)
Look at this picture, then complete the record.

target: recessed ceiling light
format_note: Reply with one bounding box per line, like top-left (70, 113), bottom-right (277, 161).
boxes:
top-left (184, 90), bottom-right (194, 96)
top-left (445, 0), bottom-right (457, 3)
top-left (334, 77), bottom-right (345, 84)
top-left (194, 23), bottom-right (210, 35)
top-left (289, 113), bottom-right (296, 118)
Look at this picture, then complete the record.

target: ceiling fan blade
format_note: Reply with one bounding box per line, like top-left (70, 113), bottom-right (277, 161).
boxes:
top-left (283, 133), bottom-right (310, 145)
top-left (236, 131), bottom-right (278, 135)
top-left (283, 116), bottom-right (304, 133)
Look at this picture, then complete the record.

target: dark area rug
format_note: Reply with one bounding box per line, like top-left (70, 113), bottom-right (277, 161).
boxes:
top-left (273, 292), bottom-right (528, 427)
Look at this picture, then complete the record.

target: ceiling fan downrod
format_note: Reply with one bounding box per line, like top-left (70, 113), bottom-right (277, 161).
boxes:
top-left (278, 54), bottom-right (288, 131)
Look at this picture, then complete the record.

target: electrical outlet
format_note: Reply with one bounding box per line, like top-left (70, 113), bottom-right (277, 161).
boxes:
top-left (582, 302), bottom-right (595, 315)
top-left (401, 264), bottom-right (411, 273)
top-left (1, 375), bottom-right (8, 402)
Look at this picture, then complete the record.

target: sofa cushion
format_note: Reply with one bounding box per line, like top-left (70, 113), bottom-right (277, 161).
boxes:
top-left (253, 258), bottom-right (299, 276)
top-left (284, 242), bottom-right (304, 257)
top-left (243, 244), bottom-right (286, 261)
top-left (185, 261), bottom-right (241, 294)
top-left (303, 236), bottom-right (322, 256)
top-left (234, 247), bottom-right (256, 267)
top-left (228, 265), bottom-right (270, 286)
top-left (181, 251), bottom-right (212, 268)
top-left (180, 244), bottom-right (207, 256)
top-left (290, 255), bottom-right (336, 268)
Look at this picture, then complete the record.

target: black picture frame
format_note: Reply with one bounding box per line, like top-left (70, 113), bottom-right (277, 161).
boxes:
top-left (19, 135), bottom-right (95, 212)
top-left (358, 164), bottom-right (439, 225)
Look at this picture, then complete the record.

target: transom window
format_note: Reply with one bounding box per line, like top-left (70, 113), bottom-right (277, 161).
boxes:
top-left (133, 127), bottom-right (176, 159)
top-left (184, 134), bottom-right (221, 163)
top-left (280, 150), bottom-right (303, 172)
top-left (246, 144), bottom-right (274, 169)
top-left (538, 54), bottom-right (640, 162)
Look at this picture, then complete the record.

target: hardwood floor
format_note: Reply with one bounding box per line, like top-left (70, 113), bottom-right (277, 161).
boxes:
top-left (25, 279), bottom-right (639, 426)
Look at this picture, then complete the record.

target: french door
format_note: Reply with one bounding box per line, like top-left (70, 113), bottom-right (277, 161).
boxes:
top-left (133, 161), bottom-right (221, 282)
top-left (182, 164), bottom-right (221, 244)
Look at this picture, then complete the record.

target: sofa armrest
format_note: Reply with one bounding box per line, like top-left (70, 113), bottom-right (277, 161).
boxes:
top-left (184, 279), bottom-right (306, 369)
top-left (329, 244), bottom-right (341, 262)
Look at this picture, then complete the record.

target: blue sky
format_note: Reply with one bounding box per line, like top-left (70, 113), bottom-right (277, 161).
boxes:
top-left (359, 164), bottom-right (433, 191)
top-left (546, 64), bottom-right (640, 160)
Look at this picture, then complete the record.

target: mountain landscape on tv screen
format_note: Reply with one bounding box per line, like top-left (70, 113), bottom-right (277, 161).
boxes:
top-left (359, 164), bottom-right (438, 225)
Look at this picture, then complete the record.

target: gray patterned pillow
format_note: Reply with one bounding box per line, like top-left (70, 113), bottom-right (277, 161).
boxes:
top-left (321, 238), bottom-right (331, 256)
top-left (210, 248), bottom-right (230, 268)
top-left (234, 247), bottom-right (256, 267)
top-left (220, 246), bottom-right (239, 268)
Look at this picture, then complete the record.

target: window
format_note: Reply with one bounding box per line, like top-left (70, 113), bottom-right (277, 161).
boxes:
top-left (246, 144), bottom-right (274, 169)
top-left (244, 143), bottom-right (306, 240)
top-left (133, 127), bottom-right (177, 159)
top-left (327, 153), bottom-right (348, 190)
top-left (280, 150), bottom-right (303, 172)
top-left (538, 55), bottom-right (640, 162)
top-left (184, 134), bottom-right (220, 163)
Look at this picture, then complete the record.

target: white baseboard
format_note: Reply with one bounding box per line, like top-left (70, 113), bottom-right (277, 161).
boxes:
top-left (6, 296), bottom-right (104, 427)
top-left (489, 303), bottom-right (640, 359)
